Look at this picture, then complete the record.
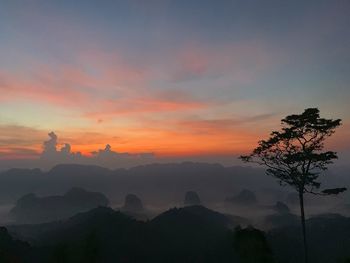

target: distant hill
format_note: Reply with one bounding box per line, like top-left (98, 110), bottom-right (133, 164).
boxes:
top-left (0, 162), bottom-right (347, 219)
top-left (0, 163), bottom-right (273, 206)
top-left (9, 187), bottom-right (109, 224)
top-left (48, 164), bottom-right (111, 177)
top-left (0, 168), bottom-right (43, 177)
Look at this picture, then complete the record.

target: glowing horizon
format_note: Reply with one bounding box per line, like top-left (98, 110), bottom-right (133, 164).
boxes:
top-left (1, 1), bottom-right (349, 163)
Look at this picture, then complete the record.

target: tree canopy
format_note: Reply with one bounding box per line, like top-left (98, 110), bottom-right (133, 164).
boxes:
top-left (241, 108), bottom-right (345, 195)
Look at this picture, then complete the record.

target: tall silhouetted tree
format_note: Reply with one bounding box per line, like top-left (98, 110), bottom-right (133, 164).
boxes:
top-left (240, 108), bottom-right (346, 263)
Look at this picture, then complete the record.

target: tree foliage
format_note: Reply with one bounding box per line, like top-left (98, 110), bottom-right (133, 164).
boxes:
top-left (241, 108), bottom-right (344, 195)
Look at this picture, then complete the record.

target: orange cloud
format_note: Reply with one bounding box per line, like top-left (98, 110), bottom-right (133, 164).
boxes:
top-left (0, 148), bottom-right (40, 160)
top-left (0, 125), bottom-right (45, 160)
top-left (85, 93), bottom-right (209, 120)
top-left (1, 116), bottom-right (349, 161)
top-left (0, 70), bottom-right (89, 106)
top-left (0, 48), bottom-right (210, 119)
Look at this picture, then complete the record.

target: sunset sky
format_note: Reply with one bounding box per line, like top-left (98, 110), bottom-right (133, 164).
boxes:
top-left (0, 0), bottom-right (349, 163)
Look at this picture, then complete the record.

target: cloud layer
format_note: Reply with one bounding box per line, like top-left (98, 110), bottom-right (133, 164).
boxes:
top-left (0, 0), bottom-right (349, 165)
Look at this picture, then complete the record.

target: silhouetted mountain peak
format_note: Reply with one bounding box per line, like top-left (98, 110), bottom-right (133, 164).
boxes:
top-left (152, 205), bottom-right (233, 229)
top-left (122, 194), bottom-right (144, 212)
top-left (273, 201), bottom-right (290, 214)
top-left (66, 206), bottom-right (120, 225)
top-left (184, 191), bottom-right (201, 206)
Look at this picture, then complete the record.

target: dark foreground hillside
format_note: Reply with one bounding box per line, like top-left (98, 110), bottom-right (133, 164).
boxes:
top-left (268, 214), bottom-right (350, 263)
top-left (5, 206), bottom-right (240, 263)
top-left (2, 206), bottom-right (350, 263)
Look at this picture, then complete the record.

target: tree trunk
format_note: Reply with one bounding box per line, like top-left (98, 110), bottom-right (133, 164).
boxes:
top-left (299, 191), bottom-right (308, 263)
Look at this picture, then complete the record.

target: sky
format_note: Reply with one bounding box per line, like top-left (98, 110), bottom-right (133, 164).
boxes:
top-left (0, 0), bottom-right (349, 167)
